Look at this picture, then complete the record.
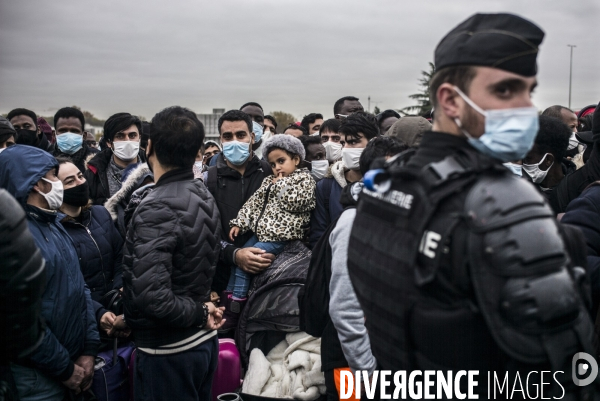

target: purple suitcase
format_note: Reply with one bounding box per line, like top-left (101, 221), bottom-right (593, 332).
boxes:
top-left (129, 348), bottom-right (136, 401)
top-left (91, 342), bottom-right (135, 401)
top-left (212, 338), bottom-right (242, 401)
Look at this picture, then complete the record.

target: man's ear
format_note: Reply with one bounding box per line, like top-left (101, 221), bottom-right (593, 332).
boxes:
top-left (436, 83), bottom-right (462, 120)
top-left (543, 153), bottom-right (555, 170)
top-left (145, 139), bottom-right (152, 158)
top-left (32, 179), bottom-right (45, 195)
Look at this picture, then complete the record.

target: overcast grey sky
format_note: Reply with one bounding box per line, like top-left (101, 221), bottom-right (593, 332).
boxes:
top-left (0, 0), bottom-right (598, 122)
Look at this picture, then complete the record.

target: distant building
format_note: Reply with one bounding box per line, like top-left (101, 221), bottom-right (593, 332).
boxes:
top-left (197, 109), bottom-right (225, 142)
top-left (84, 124), bottom-right (103, 135)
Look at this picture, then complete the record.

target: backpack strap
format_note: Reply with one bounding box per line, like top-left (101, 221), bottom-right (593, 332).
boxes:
top-left (322, 178), bottom-right (335, 212)
top-left (206, 166), bottom-right (218, 195)
top-left (260, 159), bottom-right (272, 178)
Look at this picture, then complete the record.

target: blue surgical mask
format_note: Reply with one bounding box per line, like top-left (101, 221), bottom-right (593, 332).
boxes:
top-left (453, 86), bottom-right (539, 162)
top-left (503, 162), bottom-right (523, 176)
top-left (252, 121), bottom-right (264, 143)
top-left (223, 141), bottom-right (251, 166)
top-left (56, 132), bottom-right (83, 155)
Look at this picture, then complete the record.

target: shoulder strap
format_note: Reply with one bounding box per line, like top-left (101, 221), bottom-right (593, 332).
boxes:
top-left (206, 167), bottom-right (218, 195)
top-left (322, 178), bottom-right (335, 212)
top-left (419, 151), bottom-right (486, 205)
top-left (260, 159), bottom-right (272, 177)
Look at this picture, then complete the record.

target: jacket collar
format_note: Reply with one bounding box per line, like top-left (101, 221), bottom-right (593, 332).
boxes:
top-left (215, 153), bottom-right (265, 178)
top-left (330, 160), bottom-right (348, 188)
top-left (25, 204), bottom-right (58, 224)
top-left (154, 168), bottom-right (194, 188)
top-left (87, 148), bottom-right (113, 171)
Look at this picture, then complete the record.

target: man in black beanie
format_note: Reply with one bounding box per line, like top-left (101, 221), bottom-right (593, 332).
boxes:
top-left (346, 13), bottom-right (598, 399)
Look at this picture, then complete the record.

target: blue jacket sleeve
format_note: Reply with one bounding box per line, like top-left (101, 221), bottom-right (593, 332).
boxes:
top-left (562, 187), bottom-right (600, 301)
top-left (309, 179), bottom-right (331, 249)
top-left (27, 326), bottom-right (75, 382)
top-left (82, 284), bottom-right (100, 357)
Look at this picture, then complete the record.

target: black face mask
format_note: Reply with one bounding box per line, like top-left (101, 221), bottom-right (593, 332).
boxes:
top-left (63, 182), bottom-right (90, 207)
top-left (16, 129), bottom-right (38, 146)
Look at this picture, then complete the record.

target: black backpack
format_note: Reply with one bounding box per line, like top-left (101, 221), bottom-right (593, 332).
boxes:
top-left (298, 207), bottom-right (354, 337)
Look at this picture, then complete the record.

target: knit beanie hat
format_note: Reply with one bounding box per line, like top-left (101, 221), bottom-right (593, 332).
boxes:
top-left (262, 134), bottom-right (306, 161)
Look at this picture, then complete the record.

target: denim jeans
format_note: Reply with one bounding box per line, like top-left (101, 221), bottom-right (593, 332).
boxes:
top-left (227, 235), bottom-right (287, 298)
top-left (10, 364), bottom-right (65, 401)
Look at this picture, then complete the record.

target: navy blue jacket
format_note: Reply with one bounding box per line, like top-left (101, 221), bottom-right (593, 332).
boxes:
top-left (0, 145), bottom-right (99, 381)
top-left (309, 177), bottom-right (343, 249)
top-left (61, 205), bottom-right (124, 322)
top-left (562, 184), bottom-right (600, 309)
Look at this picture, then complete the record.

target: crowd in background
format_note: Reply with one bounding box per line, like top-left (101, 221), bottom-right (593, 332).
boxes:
top-left (2, 11), bottom-right (600, 401)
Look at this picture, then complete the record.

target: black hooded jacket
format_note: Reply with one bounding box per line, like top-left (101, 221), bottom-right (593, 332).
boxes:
top-left (205, 153), bottom-right (272, 293)
top-left (552, 142), bottom-right (600, 213)
top-left (122, 168), bottom-right (221, 348)
top-left (552, 103), bottom-right (600, 213)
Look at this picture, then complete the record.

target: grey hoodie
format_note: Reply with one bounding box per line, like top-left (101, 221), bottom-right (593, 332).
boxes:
top-left (328, 208), bottom-right (377, 374)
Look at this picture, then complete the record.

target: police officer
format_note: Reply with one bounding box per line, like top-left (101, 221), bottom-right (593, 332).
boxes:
top-left (348, 13), bottom-right (598, 399)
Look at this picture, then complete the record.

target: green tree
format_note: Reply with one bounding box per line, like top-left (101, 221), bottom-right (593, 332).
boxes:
top-left (269, 111), bottom-right (297, 133)
top-left (373, 106), bottom-right (381, 115)
top-left (401, 62), bottom-right (435, 117)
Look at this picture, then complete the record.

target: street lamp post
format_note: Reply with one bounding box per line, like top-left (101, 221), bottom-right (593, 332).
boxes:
top-left (567, 44), bottom-right (576, 109)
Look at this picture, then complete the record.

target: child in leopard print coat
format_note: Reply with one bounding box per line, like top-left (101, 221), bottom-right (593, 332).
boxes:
top-left (226, 135), bottom-right (316, 310)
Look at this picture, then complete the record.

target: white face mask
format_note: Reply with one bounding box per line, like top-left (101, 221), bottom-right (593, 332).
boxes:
top-left (112, 141), bottom-right (140, 161)
top-left (503, 162), bottom-right (522, 176)
top-left (342, 147), bottom-right (363, 171)
top-left (567, 132), bottom-right (579, 151)
top-left (38, 177), bottom-right (64, 210)
top-left (309, 160), bottom-right (329, 181)
top-left (0, 148), bottom-right (5, 154)
top-left (194, 160), bottom-right (203, 170)
top-left (522, 153), bottom-right (553, 184)
top-left (323, 141), bottom-right (343, 163)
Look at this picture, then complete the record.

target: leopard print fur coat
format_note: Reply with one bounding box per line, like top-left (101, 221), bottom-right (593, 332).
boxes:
top-left (230, 168), bottom-right (316, 242)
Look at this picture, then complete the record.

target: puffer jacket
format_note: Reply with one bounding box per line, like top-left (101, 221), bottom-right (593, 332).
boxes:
top-left (230, 168), bottom-right (316, 242)
top-left (61, 205), bottom-right (124, 322)
top-left (122, 168), bottom-right (221, 348)
top-left (0, 145), bottom-right (99, 381)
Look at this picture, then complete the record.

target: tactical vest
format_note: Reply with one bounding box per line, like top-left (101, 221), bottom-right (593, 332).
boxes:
top-left (347, 148), bottom-right (599, 399)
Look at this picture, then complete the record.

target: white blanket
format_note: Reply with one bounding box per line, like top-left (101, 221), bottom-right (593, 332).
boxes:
top-left (242, 332), bottom-right (326, 400)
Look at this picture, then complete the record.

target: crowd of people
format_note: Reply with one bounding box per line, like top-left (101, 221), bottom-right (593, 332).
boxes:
top-left (2, 10), bottom-right (600, 401)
